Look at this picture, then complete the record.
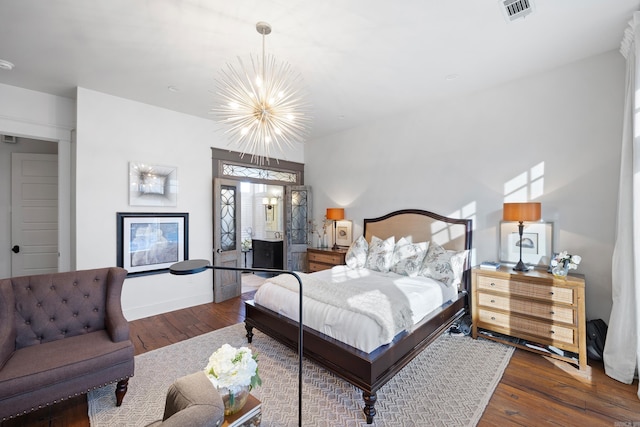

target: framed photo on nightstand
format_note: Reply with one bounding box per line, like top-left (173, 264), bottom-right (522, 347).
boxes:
top-left (335, 220), bottom-right (353, 247)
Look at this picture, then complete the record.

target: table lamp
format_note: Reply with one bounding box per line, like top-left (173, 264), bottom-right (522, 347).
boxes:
top-left (326, 208), bottom-right (345, 250)
top-left (503, 202), bottom-right (542, 272)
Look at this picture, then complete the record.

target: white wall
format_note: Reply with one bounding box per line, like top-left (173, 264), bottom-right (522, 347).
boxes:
top-left (75, 88), bottom-right (303, 320)
top-left (305, 50), bottom-right (624, 322)
top-left (0, 83), bottom-right (75, 278)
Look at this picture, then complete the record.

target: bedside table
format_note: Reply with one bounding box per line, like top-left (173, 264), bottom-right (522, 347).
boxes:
top-left (471, 267), bottom-right (587, 371)
top-left (307, 247), bottom-right (347, 272)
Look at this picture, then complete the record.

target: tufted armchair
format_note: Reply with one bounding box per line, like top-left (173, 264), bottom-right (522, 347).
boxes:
top-left (0, 267), bottom-right (134, 421)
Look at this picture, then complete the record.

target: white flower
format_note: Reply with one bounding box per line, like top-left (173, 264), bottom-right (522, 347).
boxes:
top-left (553, 251), bottom-right (581, 271)
top-left (204, 344), bottom-right (261, 391)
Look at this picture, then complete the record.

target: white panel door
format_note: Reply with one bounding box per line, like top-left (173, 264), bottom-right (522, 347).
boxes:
top-left (11, 153), bottom-right (58, 276)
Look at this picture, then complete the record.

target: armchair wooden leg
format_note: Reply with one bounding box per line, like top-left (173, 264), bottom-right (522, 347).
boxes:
top-left (115, 378), bottom-right (129, 406)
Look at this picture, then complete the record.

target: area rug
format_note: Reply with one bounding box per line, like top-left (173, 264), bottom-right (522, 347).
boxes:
top-left (88, 323), bottom-right (513, 426)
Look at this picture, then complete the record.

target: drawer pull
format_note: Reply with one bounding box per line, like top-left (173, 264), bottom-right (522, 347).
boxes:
top-left (550, 330), bottom-right (555, 334)
top-left (549, 291), bottom-right (554, 295)
top-left (490, 282), bottom-right (496, 287)
top-left (550, 311), bottom-right (555, 315)
top-left (491, 316), bottom-right (496, 321)
top-left (490, 299), bottom-right (496, 303)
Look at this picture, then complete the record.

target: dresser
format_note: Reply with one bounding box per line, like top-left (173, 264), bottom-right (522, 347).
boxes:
top-left (307, 248), bottom-right (347, 272)
top-left (471, 267), bottom-right (587, 371)
top-left (251, 239), bottom-right (283, 269)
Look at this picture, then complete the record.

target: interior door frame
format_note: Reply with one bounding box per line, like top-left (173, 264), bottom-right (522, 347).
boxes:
top-left (211, 148), bottom-right (305, 284)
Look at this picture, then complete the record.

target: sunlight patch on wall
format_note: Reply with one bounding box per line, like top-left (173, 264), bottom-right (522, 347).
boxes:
top-left (504, 162), bottom-right (545, 202)
top-left (430, 201), bottom-right (476, 247)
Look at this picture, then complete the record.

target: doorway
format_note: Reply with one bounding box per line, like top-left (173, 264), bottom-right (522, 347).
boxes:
top-left (1, 136), bottom-right (58, 278)
top-left (240, 182), bottom-right (283, 293)
top-left (211, 148), bottom-right (308, 302)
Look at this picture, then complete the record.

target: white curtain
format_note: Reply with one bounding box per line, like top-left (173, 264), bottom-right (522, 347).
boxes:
top-left (605, 12), bottom-right (640, 395)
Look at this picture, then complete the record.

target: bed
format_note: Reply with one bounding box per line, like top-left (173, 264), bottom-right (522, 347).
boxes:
top-left (244, 209), bottom-right (473, 424)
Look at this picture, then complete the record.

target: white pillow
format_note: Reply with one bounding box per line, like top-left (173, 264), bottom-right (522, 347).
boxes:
top-left (391, 240), bottom-right (429, 277)
top-left (345, 235), bottom-right (368, 269)
top-left (364, 235), bottom-right (395, 273)
top-left (419, 242), bottom-right (469, 288)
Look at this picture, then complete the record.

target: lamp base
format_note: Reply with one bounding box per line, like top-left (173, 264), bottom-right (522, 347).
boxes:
top-left (512, 259), bottom-right (529, 272)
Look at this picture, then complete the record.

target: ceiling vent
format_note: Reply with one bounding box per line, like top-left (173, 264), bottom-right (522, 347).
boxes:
top-left (2, 135), bottom-right (17, 144)
top-left (501, 0), bottom-right (534, 22)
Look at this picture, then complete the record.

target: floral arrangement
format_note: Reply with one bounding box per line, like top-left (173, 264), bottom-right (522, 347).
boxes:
top-left (204, 344), bottom-right (261, 391)
top-left (308, 217), bottom-right (330, 240)
top-left (551, 251), bottom-right (582, 270)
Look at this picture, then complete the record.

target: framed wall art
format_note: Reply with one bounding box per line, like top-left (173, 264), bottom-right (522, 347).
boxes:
top-left (499, 220), bottom-right (554, 267)
top-left (129, 162), bottom-right (178, 206)
top-left (117, 212), bottom-right (189, 277)
top-left (335, 220), bottom-right (353, 247)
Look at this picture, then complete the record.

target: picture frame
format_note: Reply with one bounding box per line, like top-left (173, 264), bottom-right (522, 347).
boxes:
top-left (117, 212), bottom-right (188, 277)
top-left (335, 220), bottom-right (353, 247)
top-left (499, 220), bottom-right (554, 267)
top-left (129, 162), bottom-right (178, 206)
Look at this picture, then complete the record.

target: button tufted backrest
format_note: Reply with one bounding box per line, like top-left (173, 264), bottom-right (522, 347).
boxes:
top-left (9, 268), bottom-right (126, 350)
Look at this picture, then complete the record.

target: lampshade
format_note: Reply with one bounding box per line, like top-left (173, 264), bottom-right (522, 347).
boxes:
top-left (503, 202), bottom-right (541, 222)
top-left (326, 208), bottom-right (344, 221)
top-left (211, 21), bottom-right (311, 166)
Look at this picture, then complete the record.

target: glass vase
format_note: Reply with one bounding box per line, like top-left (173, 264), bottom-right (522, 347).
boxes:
top-left (551, 263), bottom-right (569, 279)
top-left (218, 385), bottom-right (250, 415)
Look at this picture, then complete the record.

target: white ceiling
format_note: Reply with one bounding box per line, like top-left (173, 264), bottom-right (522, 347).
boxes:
top-left (0, 0), bottom-right (637, 140)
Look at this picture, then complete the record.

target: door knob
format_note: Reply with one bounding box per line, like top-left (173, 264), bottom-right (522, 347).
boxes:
top-left (11, 245), bottom-right (19, 253)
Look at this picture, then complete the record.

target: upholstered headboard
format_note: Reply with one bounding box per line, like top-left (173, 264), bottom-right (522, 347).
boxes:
top-left (363, 209), bottom-right (473, 292)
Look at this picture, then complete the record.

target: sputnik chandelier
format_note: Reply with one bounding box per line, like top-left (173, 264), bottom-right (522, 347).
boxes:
top-left (211, 22), bottom-right (311, 165)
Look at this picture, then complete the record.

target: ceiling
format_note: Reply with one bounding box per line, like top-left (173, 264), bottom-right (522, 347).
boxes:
top-left (0, 0), bottom-right (637, 140)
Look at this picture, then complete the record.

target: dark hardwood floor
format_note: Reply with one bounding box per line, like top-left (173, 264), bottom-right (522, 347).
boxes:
top-left (4, 290), bottom-right (640, 426)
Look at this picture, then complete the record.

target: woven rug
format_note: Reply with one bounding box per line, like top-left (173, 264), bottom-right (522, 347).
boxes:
top-left (88, 323), bottom-right (513, 426)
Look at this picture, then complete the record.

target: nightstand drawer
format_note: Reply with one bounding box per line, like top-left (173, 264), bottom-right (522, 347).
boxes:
top-left (478, 309), bottom-right (575, 346)
top-left (308, 262), bottom-right (331, 272)
top-left (476, 275), bottom-right (574, 304)
top-left (308, 251), bottom-right (344, 265)
top-left (477, 293), bottom-right (575, 324)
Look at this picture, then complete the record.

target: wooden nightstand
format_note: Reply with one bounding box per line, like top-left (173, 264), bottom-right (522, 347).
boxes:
top-left (471, 267), bottom-right (588, 372)
top-left (307, 247), bottom-right (347, 272)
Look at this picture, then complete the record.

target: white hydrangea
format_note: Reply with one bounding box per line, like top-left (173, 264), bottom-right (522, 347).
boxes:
top-left (204, 344), bottom-right (260, 391)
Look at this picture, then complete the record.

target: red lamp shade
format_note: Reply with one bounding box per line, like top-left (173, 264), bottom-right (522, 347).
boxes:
top-left (326, 208), bottom-right (345, 221)
top-left (503, 202), bottom-right (541, 222)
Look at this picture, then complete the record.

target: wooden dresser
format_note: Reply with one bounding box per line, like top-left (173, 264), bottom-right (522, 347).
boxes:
top-left (471, 267), bottom-right (587, 371)
top-left (307, 248), bottom-right (347, 272)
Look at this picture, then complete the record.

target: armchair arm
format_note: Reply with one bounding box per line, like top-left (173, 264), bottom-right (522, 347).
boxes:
top-left (0, 279), bottom-right (17, 369)
top-left (104, 267), bottom-right (130, 342)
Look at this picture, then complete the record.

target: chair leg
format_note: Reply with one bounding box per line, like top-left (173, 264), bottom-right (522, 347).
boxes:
top-left (115, 378), bottom-right (129, 406)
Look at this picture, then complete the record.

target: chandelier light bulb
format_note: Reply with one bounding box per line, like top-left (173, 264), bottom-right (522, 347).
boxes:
top-left (211, 21), bottom-right (311, 165)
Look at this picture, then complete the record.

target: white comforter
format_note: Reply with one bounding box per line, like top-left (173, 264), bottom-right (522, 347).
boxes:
top-left (253, 265), bottom-right (457, 353)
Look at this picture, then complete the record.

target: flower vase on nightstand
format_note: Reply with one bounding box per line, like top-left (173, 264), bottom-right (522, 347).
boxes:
top-left (551, 263), bottom-right (569, 279)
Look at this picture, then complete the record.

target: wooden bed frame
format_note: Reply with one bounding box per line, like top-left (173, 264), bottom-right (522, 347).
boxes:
top-left (244, 209), bottom-right (473, 424)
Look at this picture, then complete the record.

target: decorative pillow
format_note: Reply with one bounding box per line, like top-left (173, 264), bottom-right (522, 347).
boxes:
top-left (419, 242), bottom-right (469, 288)
top-left (364, 236), bottom-right (396, 273)
top-left (345, 235), bottom-right (368, 269)
top-left (391, 240), bottom-right (429, 277)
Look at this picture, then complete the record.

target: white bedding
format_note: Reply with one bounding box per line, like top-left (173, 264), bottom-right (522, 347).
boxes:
top-left (253, 265), bottom-right (457, 353)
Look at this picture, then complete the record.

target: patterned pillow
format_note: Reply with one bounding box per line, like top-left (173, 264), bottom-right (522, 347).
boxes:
top-left (391, 240), bottom-right (429, 277)
top-left (364, 236), bottom-right (396, 272)
top-left (419, 242), bottom-right (469, 288)
top-left (345, 235), bottom-right (368, 269)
